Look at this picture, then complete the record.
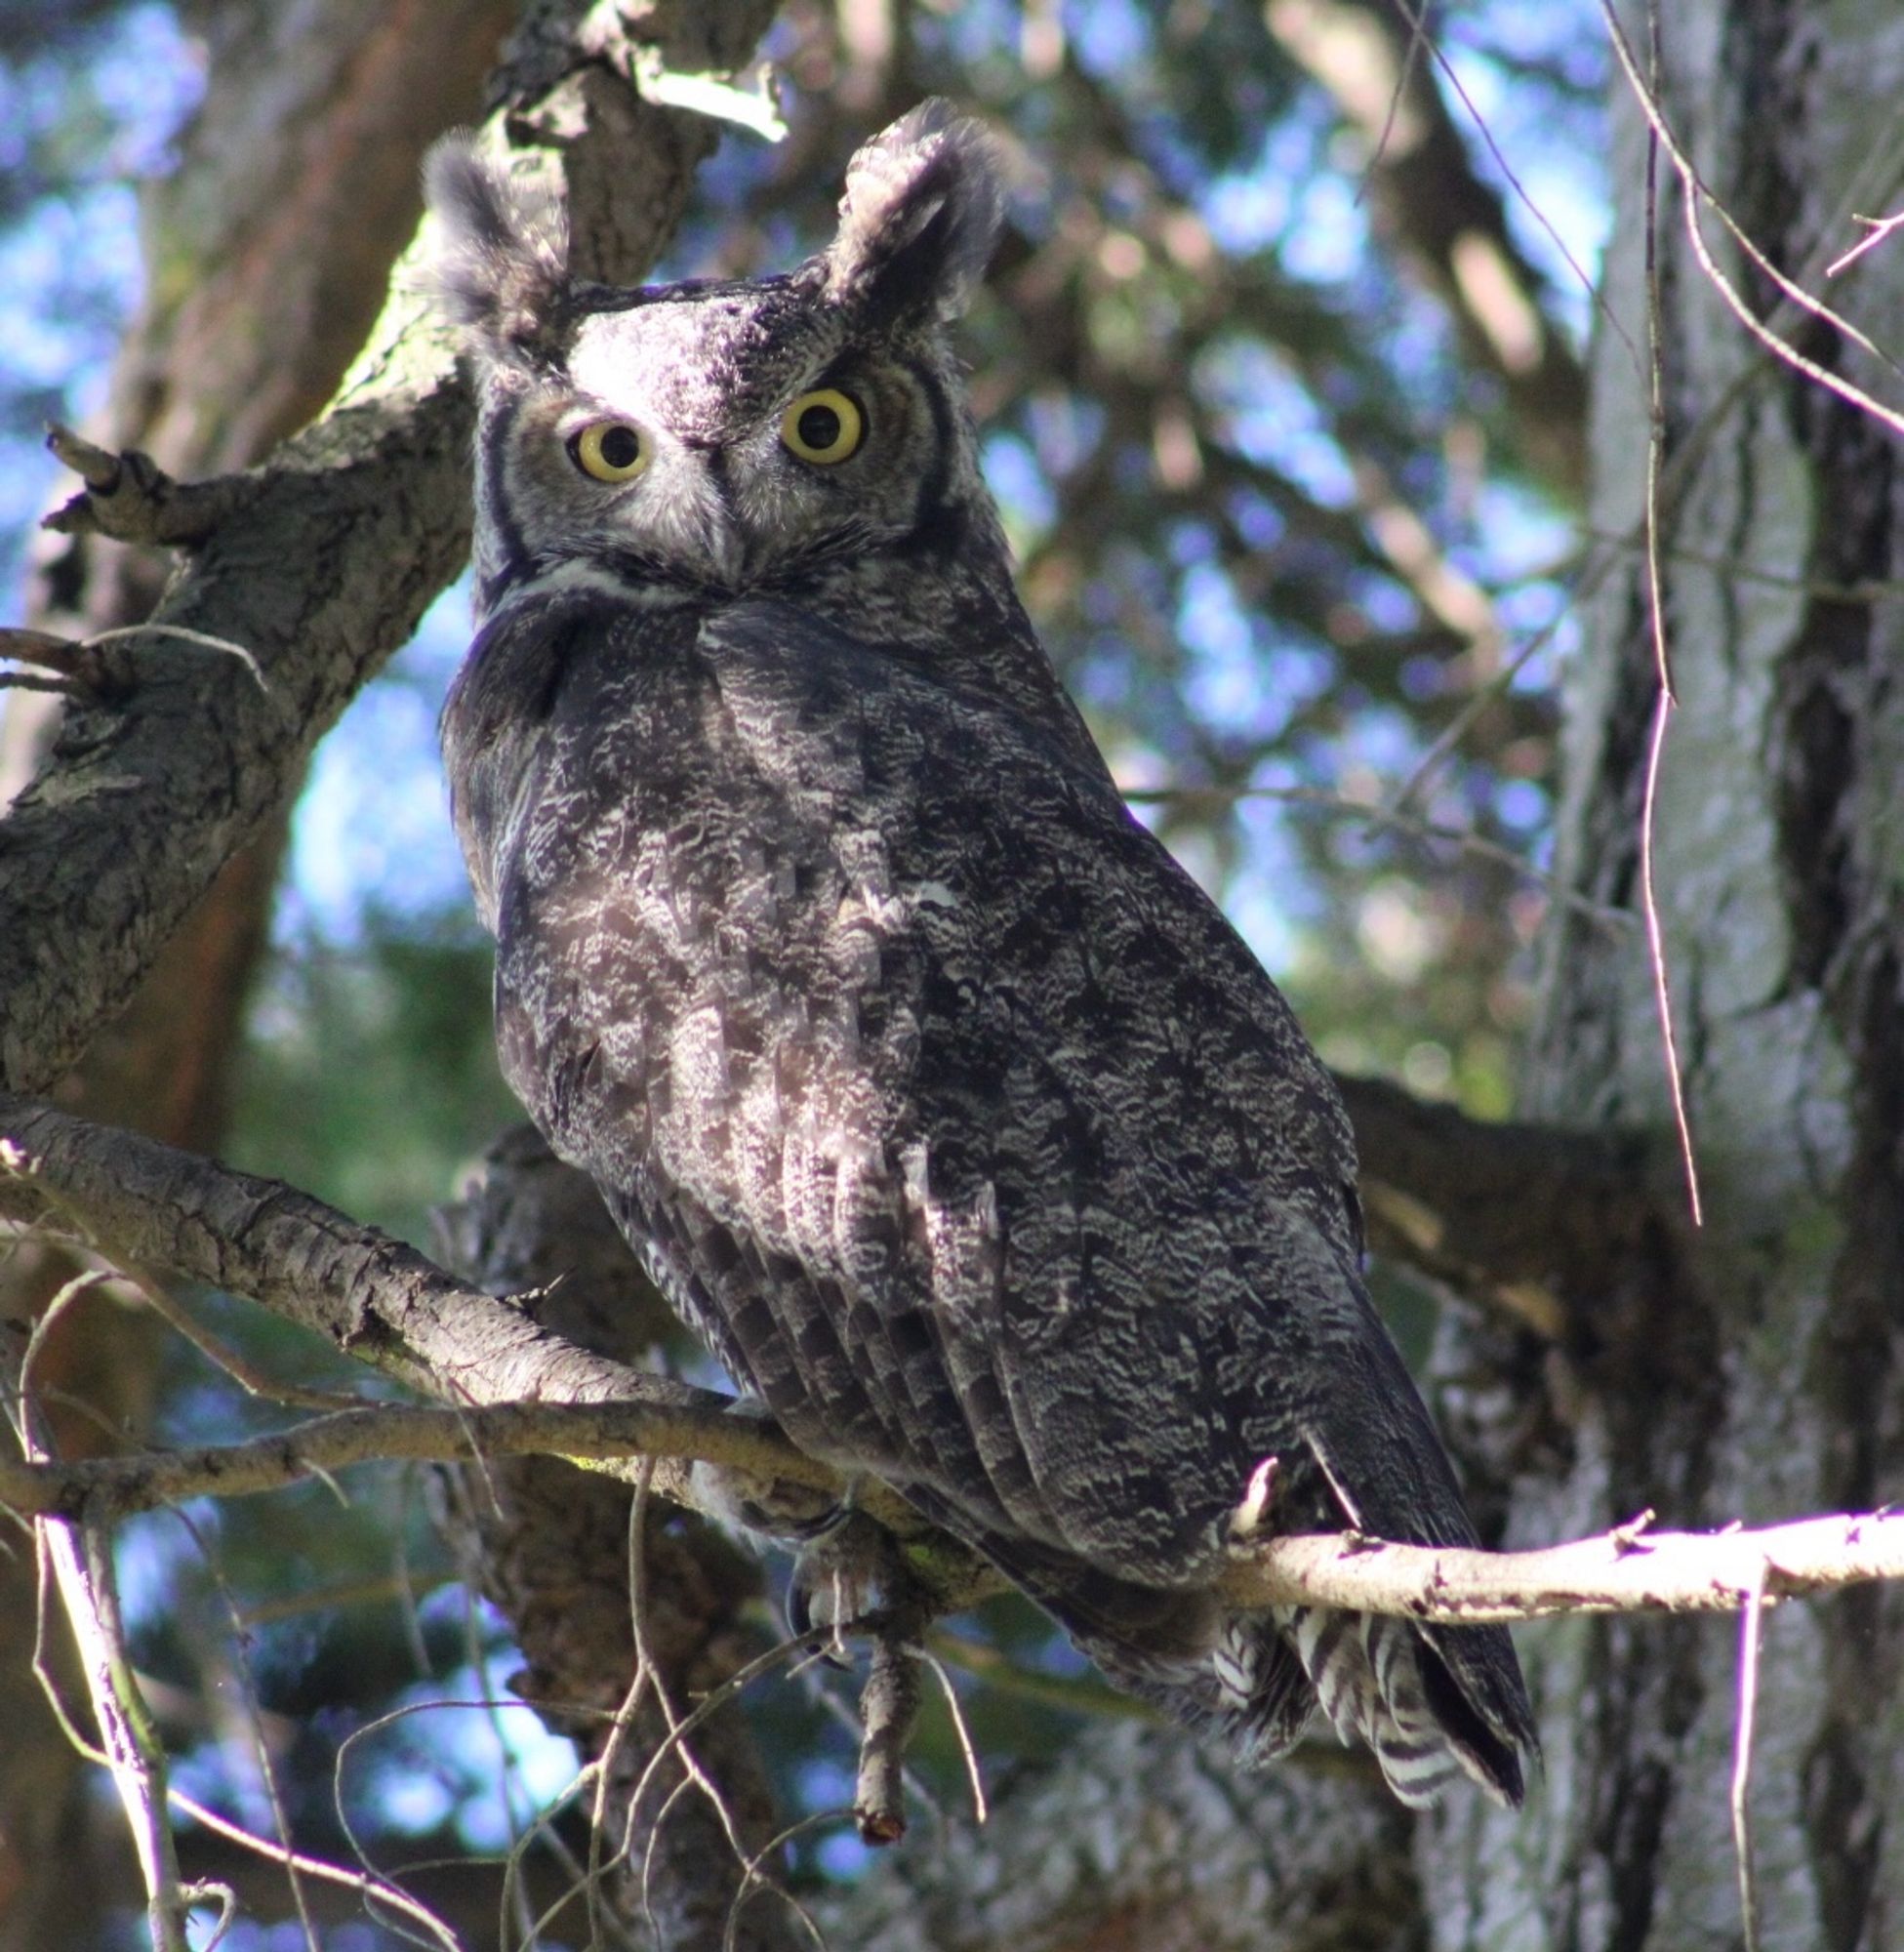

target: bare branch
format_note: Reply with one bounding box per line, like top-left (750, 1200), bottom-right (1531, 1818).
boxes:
top-left (0, 1093), bottom-right (903, 1530)
top-left (0, 1398), bottom-right (823, 1527)
top-left (41, 427), bottom-right (255, 548)
top-left (1217, 1512), bottom-right (1904, 1622)
top-left (853, 1635), bottom-right (922, 1846)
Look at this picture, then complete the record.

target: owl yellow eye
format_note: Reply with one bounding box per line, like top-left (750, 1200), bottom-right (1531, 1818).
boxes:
top-left (781, 388), bottom-right (865, 465)
top-left (570, 421), bottom-right (650, 482)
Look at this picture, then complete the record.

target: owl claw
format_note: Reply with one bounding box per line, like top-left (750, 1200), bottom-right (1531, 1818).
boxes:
top-left (1229, 1454), bottom-right (1282, 1541)
top-left (783, 1576), bottom-right (854, 1670)
top-left (784, 1509), bottom-right (917, 1671)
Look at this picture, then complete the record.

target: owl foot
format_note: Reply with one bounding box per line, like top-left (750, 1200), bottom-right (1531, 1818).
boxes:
top-left (790, 1512), bottom-right (932, 1845)
top-left (786, 1511), bottom-right (935, 1841)
top-left (784, 1509), bottom-right (911, 1652)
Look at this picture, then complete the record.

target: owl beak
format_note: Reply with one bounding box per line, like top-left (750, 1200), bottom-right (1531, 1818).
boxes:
top-left (686, 462), bottom-right (748, 590)
top-left (705, 508), bottom-right (747, 590)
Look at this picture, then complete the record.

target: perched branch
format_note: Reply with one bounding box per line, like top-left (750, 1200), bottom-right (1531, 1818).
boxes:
top-left (0, 1399), bottom-right (822, 1526)
top-left (1218, 1512), bottom-right (1904, 1623)
top-left (0, 1091), bottom-right (928, 1503)
top-left (11, 1098), bottom-right (1902, 1653)
top-left (9, 1356), bottom-right (1904, 1640)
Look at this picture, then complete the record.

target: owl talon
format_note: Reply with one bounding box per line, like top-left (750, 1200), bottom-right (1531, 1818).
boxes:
top-left (783, 1574), bottom-right (853, 1669)
top-left (784, 1509), bottom-right (908, 1671)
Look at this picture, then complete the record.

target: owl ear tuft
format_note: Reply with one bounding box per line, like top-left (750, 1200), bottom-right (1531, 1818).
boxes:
top-left (424, 135), bottom-right (570, 358)
top-left (825, 101), bottom-right (1006, 325)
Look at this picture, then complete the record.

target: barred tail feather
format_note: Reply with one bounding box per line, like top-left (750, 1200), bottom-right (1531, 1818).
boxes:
top-left (1282, 1604), bottom-right (1527, 1809)
top-left (892, 1489), bottom-right (1531, 1806)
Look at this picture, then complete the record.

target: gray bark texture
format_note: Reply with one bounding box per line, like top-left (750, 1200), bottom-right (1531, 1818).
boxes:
top-left (0, 5), bottom-right (777, 1945)
top-left (0, 2), bottom-right (513, 1941)
top-left (1479, 3), bottom-right (1904, 1944)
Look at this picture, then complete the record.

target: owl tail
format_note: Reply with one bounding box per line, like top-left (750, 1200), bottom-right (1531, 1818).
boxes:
top-left (1278, 1604), bottom-right (1527, 1809)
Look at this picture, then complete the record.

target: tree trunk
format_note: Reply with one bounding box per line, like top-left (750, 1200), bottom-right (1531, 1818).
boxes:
top-left (842, 7), bottom-right (1904, 1948)
top-left (1440, 3), bottom-right (1904, 1945)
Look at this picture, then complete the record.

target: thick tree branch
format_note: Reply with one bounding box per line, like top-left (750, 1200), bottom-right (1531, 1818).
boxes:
top-left (0, 1093), bottom-right (930, 1544)
top-left (0, 1399), bottom-right (805, 1525)
top-left (6, 1095), bottom-right (1899, 1645)
top-left (0, 379), bottom-right (473, 1099)
top-left (0, 1077), bottom-right (1650, 1521)
top-left (6, 1392), bottom-right (1899, 1628)
top-left (1220, 1513), bottom-right (1904, 1621)
top-left (0, 0), bottom-right (778, 1101)
top-left (1335, 1070), bottom-right (1653, 1334)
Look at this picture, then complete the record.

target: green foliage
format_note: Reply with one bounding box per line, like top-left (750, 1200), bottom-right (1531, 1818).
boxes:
top-left (230, 909), bottom-right (517, 1245)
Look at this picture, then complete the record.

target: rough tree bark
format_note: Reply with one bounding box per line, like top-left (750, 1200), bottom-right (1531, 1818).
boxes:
top-left (0, 2), bottom-right (776, 1943)
top-left (1464, 4), bottom-right (1904, 1945)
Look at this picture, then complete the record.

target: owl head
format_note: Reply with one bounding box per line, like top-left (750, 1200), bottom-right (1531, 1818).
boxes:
top-left (425, 102), bottom-right (1011, 619)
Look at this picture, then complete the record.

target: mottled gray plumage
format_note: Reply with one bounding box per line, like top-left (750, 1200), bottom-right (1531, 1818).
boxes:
top-left (428, 104), bottom-right (1536, 1808)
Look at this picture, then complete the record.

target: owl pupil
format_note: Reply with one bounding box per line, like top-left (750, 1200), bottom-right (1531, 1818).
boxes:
top-left (797, 404), bottom-right (841, 450)
top-left (598, 427), bottom-right (641, 469)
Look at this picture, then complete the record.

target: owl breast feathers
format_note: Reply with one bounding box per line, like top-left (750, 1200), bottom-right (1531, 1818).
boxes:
top-left (428, 101), bottom-right (1536, 1809)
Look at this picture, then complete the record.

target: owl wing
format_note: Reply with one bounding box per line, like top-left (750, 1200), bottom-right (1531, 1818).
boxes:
top-left (464, 590), bottom-right (1434, 1546)
top-left (451, 589), bottom-right (1533, 1798)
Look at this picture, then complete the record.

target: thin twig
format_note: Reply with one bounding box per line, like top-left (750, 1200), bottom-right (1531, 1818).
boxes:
top-left (1356, 0), bottom-right (1429, 207)
top-left (9, 1280), bottom-right (196, 1949)
top-left (1599, 0), bottom-right (1904, 435)
top-left (121, 1259), bottom-right (370, 1413)
top-left (1730, 1557), bottom-right (1770, 1952)
top-left (50, 1511), bottom-right (192, 1950)
top-left (723, 1811), bottom-right (838, 1952)
top-left (1386, 0), bottom-right (1641, 374)
top-left (622, 1464), bottom-right (772, 1926)
top-left (83, 623), bottom-right (268, 691)
top-left (1578, 528), bottom-right (1904, 604)
top-left (918, 1648), bottom-right (989, 1825)
top-left (1388, 595), bottom-right (1572, 813)
top-left (1826, 211), bottom-right (1904, 280)
top-left (170, 1504), bottom-right (321, 1952)
top-left (1635, 1), bottom-right (1703, 1227)
top-left (165, 1787), bottom-right (463, 1952)
top-left (332, 1697), bottom-right (542, 1951)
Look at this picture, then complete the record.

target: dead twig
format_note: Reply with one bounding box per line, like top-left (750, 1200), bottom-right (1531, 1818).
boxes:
top-left (1731, 1556), bottom-right (1770, 1952)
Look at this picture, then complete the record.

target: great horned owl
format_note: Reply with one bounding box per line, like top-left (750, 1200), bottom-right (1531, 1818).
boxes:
top-left (429, 102), bottom-right (1535, 1809)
